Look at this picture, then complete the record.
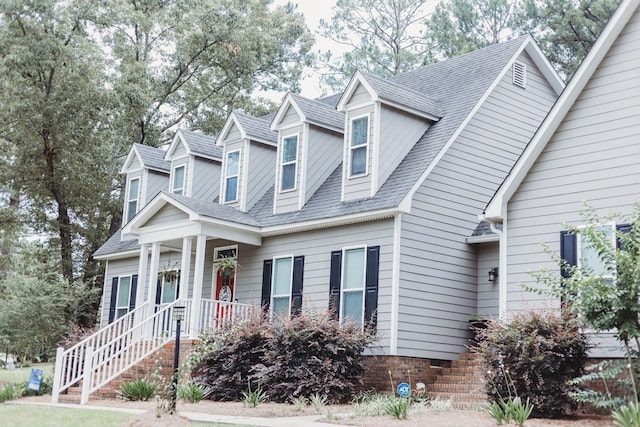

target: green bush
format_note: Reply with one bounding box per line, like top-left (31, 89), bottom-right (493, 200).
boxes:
top-left (178, 382), bottom-right (206, 403)
top-left (119, 378), bottom-right (157, 401)
top-left (613, 401), bottom-right (640, 427)
top-left (0, 384), bottom-right (23, 402)
top-left (190, 311), bottom-right (375, 403)
top-left (475, 311), bottom-right (590, 418)
top-left (385, 396), bottom-right (410, 419)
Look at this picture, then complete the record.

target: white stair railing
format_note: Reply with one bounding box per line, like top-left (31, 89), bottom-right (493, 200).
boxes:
top-left (199, 299), bottom-right (255, 330)
top-left (52, 301), bottom-right (191, 404)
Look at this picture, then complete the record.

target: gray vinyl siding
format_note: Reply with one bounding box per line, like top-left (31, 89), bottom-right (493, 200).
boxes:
top-left (506, 11), bottom-right (640, 358)
top-left (145, 204), bottom-right (189, 226)
top-left (247, 142), bottom-right (276, 211)
top-left (233, 219), bottom-right (395, 351)
top-left (378, 106), bottom-right (430, 191)
top-left (145, 170), bottom-right (169, 204)
top-left (275, 126), bottom-right (303, 214)
top-left (100, 257), bottom-right (140, 327)
top-left (476, 243), bottom-right (499, 318)
top-left (280, 104), bottom-right (301, 127)
top-left (396, 52), bottom-right (558, 360)
top-left (225, 123), bottom-right (242, 141)
top-left (343, 105), bottom-right (374, 201)
top-left (173, 140), bottom-right (188, 158)
top-left (191, 158), bottom-right (221, 202)
top-left (349, 82), bottom-right (373, 105)
top-left (304, 126), bottom-right (343, 205)
top-left (129, 155), bottom-right (141, 170)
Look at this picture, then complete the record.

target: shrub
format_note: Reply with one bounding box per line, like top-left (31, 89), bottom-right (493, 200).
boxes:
top-left (613, 401), bottom-right (640, 427)
top-left (240, 380), bottom-right (268, 407)
top-left (178, 382), bottom-right (207, 403)
top-left (190, 312), bottom-right (270, 401)
top-left (0, 384), bottom-right (23, 402)
top-left (190, 311), bottom-right (375, 404)
top-left (385, 396), bottom-right (410, 419)
top-left (255, 313), bottom-right (374, 403)
top-left (475, 311), bottom-right (590, 418)
top-left (120, 378), bottom-right (157, 401)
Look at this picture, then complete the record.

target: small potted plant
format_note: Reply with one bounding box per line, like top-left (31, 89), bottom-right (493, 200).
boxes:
top-left (214, 256), bottom-right (239, 275)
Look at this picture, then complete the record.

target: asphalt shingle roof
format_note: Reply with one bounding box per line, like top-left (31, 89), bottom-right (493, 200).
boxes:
top-left (134, 144), bottom-right (170, 173)
top-left (234, 111), bottom-right (277, 145)
top-left (471, 221), bottom-right (502, 237)
top-left (97, 37), bottom-right (529, 256)
top-left (177, 129), bottom-right (222, 160)
top-left (289, 93), bottom-right (344, 131)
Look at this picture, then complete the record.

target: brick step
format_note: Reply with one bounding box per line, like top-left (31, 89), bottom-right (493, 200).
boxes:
top-left (430, 391), bottom-right (487, 402)
top-left (451, 360), bottom-right (483, 367)
top-left (441, 367), bottom-right (483, 375)
top-left (430, 382), bottom-right (485, 393)
top-left (433, 376), bottom-right (484, 385)
top-left (58, 394), bottom-right (82, 404)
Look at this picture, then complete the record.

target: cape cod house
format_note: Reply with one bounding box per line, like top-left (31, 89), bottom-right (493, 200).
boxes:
top-left (52, 35), bottom-right (565, 403)
top-left (481, 0), bottom-right (640, 358)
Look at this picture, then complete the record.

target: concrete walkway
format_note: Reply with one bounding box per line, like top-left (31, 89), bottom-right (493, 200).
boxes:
top-left (7, 399), bottom-right (354, 427)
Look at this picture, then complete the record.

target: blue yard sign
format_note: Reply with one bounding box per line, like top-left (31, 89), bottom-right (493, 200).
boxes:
top-left (27, 368), bottom-right (43, 392)
top-left (397, 382), bottom-right (411, 397)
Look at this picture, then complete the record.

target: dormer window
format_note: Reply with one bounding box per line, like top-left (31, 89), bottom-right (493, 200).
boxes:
top-left (224, 150), bottom-right (240, 203)
top-left (126, 178), bottom-right (140, 223)
top-left (172, 165), bottom-right (185, 195)
top-left (280, 135), bottom-right (298, 191)
top-left (349, 115), bottom-right (369, 177)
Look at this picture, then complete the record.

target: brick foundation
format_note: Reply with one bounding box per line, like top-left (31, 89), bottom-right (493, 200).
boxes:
top-left (361, 355), bottom-right (450, 392)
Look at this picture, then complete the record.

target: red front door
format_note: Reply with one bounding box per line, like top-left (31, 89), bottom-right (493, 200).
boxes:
top-left (215, 268), bottom-right (234, 320)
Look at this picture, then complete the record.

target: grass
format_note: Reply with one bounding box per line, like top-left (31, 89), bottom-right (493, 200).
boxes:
top-left (0, 363), bottom-right (54, 385)
top-left (0, 405), bottom-right (133, 427)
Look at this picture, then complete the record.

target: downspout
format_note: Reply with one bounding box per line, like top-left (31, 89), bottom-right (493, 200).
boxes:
top-left (481, 212), bottom-right (507, 322)
top-left (390, 212), bottom-right (402, 355)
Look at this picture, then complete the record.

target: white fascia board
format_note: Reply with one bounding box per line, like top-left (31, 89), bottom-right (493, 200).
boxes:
top-left (522, 37), bottom-right (565, 95)
top-left (484, 0), bottom-right (638, 220)
top-left (466, 234), bottom-right (500, 244)
top-left (378, 98), bottom-right (441, 122)
top-left (122, 192), bottom-right (188, 235)
top-left (399, 39), bottom-right (528, 211)
top-left (120, 146), bottom-right (142, 174)
top-left (337, 70), bottom-right (377, 111)
top-left (136, 221), bottom-right (202, 244)
top-left (270, 93), bottom-right (304, 131)
top-left (93, 249), bottom-right (140, 261)
top-left (217, 113), bottom-right (247, 146)
top-left (164, 131), bottom-right (185, 161)
top-left (306, 120), bottom-right (343, 135)
top-left (261, 208), bottom-right (401, 237)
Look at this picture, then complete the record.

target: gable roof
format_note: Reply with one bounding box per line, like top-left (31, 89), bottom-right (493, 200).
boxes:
top-left (271, 93), bottom-right (344, 133)
top-left (165, 129), bottom-right (222, 162)
top-left (120, 143), bottom-right (170, 174)
top-left (338, 70), bottom-right (443, 121)
top-left (483, 0), bottom-right (640, 221)
top-left (217, 110), bottom-right (277, 146)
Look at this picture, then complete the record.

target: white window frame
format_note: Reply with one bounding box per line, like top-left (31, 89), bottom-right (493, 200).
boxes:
top-left (116, 275), bottom-right (132, 319)
top-left (160, 270), bottom-right (179, 304)
top-left (576, 222), bottom-right (616, 283)
top-left (126, 177), bottom-right (140, 223)
top-left (271, 255), bottom-right (294, 318)
top-left (340, 245), bottom-right (367, 325)
top-left (224, 149), bottom-right (240, 203)
top-left (172, 165), bottom-right (186, 195)
top-left (279, 134), bottom-right (299, 192)
top-left (211, 245), bottom-right (238, 299)
top-left (348, 115), bottom-right (370, 178)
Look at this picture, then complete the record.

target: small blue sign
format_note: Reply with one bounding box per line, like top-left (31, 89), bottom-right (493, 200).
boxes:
top-left (397, 382), bottom-right (411, 397)
top-left (27, 368), bottom-right (43, 392)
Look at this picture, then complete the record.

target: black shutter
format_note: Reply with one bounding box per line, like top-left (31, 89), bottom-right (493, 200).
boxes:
top-left (128, 275), bottom-right (138, 311)
top-left (560, 230), bottom-right (577, 278)
top-left (155, 276), bottom-right (162, 306)
top-left (176, 270), bottom-right (181, 300)
top-left (364, 246), bottom-right (380, 329)
top-left (261, 259), bottom-right (273, 310)
top-left (328, 250), bottom-right (342, 320)
top-left (291, 256), bottom-right (305, 316)
top-left (617, 223), bottom-right (632, 249)
top-left (108, 277), bottom-right (119, 324)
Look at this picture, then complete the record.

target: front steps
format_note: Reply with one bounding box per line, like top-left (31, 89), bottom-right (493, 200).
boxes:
top-left (429, 352), bottom-right (487, 409)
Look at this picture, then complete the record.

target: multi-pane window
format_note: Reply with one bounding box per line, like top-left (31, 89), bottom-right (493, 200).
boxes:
top-left (172, 165), bottom-right (185, 195)
top-left (160, 271), bottom-right (179, 304)
top-left (127, 178), bottom-right (139, 223)
top-left (578, 224), bottom-right (616, 285)
top-left (272, 257), bottom-right (293, 318)
top-left (281, 135), bottom-right (298, 191)
top-left (116, 276), bottom-right (131, 319)
top-left (350, 116), bottom-right (369, 177)
top-left (225, 150), bottom-right (240, 203)
top-left (341, 247), bottom-right (366, 325)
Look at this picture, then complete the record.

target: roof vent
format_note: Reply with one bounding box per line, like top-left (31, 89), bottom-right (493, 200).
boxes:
top-left (513, 61), bottom-right (526, 88)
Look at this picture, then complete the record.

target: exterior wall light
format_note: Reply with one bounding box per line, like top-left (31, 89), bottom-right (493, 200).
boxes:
top-left (488, 267), bottom-right (499, 282)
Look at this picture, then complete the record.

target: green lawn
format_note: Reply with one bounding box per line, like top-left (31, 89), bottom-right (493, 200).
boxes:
top-left (0, 363), bottom-right (54, 385)
top-left (0, 405), bottom-right (133, 427)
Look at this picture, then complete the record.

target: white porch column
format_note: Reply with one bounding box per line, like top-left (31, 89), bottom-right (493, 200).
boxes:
top-left (189, 234), bottom-right (206, 336)
top-left (148, 242), bottom-right (161, 308)
top-left (179, 237), bottom-right (192, 302)
top-left (136, 244), bottom-right (149, 309)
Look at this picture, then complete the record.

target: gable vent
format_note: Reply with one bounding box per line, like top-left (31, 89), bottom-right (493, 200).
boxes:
top-left (513, 61), bottom-right (526, 88)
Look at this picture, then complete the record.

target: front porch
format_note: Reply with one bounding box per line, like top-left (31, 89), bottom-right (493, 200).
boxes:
top-left (52, 298), bottom-right (255, 404)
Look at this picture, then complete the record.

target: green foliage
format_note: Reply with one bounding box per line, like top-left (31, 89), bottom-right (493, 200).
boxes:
top-left (119, 379), bottom-right (157, 401)
top-left (22, 375), bottom-right (54, 397)
top-left (0, 384), bottom-right (23, 402)
top-left (569, 360), bottom-right (629, 409)
top-left (476, 311), bottom-right (590, 418)
top-left (177, 383), bottom-right (206, 403)
top-left (317, 0), bottom-right (432, 92)
top-left (240, 380), bottom-right (268, 408)
top-left (290, 395), bottom-right (308, 411)
top-left (309, 393), bottom-right (328, 413)
top-left (190, 311), bottom-right (375, 404)
top-left (614, 401), bottom-right (640, 427)
top-left (385, 396), bottom-right (410, 419)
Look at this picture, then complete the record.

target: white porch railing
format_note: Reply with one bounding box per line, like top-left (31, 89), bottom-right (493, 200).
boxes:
top-left (51, 298), bottom-right (254, 404)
